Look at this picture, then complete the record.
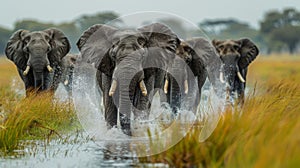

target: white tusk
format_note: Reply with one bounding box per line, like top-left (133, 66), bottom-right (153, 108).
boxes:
top-left (219, 71), bottom-right (225, 83)
top-left (237, 71), bottom-right (246, 83)
top-left (164, 79), bottom-right (169, 94)
top-left (109, 80), bottom-right (117, 96)
top-left (47, 65), bottom-right (53, 72)
top-left (64, 80), bottom-right (69, 86)
top-left (23, 66), bottom-right (30, 76)
top-left (184, 80), bottom-right (189, 94)
top-left (139, 80), bottom-right (148, 96)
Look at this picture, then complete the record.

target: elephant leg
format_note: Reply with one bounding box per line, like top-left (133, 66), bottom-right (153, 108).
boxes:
top-left (18, 69), bottom-right (35, 96)
top-left (101, 73), bottom-right (118, 128)
top-left (169, 76), bottom-right (181, 115)
top-left (236, 69), bottom-right (247, 105)
top-left (196, 72), bottom-right (207, 108)
top-left (155, 69), bottom-right (168, 107)
top-left (236, 81), bottom-right (245, 105)
top-left (133, 74), bottom-right (154, 120)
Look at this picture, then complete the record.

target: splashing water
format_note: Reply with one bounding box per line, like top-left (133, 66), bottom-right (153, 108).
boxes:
top-left (71, 60), bottom-right (225, 157)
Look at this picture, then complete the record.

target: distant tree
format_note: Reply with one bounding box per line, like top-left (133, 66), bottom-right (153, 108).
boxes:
top-left (199, 19), bottom-right (238, 35)
top-left (75, 12), bottom-right (121, 31)
top-left (199, 19), bottom-right (262, 47)
top-left (260, 8), bottom-right (300, 54)
top-left (158, 18), bottom-right (187, 38)
top-left (14, 20), bottom-right (55, 31)
top-left (0, 27), bottom-right (12, 55)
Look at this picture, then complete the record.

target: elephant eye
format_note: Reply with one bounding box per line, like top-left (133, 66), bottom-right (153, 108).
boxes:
top-left (183, 46), bottom-right (192, 54)
top-left (24, 36), bottom-right (30, 44)
top-left (218, 45), bottom-right (224, 50)
top-left (233, 45), bottom-right (240, 51)
top-left (45, 36), bottom-right (51, 43)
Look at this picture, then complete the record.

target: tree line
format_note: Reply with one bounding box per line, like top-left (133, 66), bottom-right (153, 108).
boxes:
top-left (1, 8), bottom-right (300, 55)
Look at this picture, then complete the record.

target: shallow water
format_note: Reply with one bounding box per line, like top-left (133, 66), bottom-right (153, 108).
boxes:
top-left (0, 136), bottom-right (144, 168)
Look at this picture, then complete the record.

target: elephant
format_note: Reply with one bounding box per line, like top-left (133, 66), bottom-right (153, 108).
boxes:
top-left (163, 41), bottom-right (192, 114)
top-left (163, 38), bottom-right (225, 114)
top-left (61, 54), bottom-right (77, 95)
top-left (76, 23), bottom-right (179, 135)
top-left (212, 38), bottom-right (259, 104)
top-left (5, 28), bottom-right (71, 96)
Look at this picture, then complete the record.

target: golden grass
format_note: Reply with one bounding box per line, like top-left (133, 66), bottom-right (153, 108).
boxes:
top-left (0, 57), bottom-right (79, 154)
top-left (140, 55), bottom-right (300, 167)
top-left (0, 89), bottom-right (78, 154)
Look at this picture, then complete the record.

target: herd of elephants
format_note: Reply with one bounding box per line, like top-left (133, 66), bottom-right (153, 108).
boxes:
top-left (5, 23), bottom-right (259, 135)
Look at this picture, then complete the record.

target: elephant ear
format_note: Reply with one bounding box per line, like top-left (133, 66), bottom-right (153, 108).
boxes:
top-left (237, 38), bottom-right (259, 69)
top-left (186, 38), bottom-right (220, 76)
top-left (5, 29), bottom-right (30, 70)
top-left (76, 24), bottom-right (118, 76)
top-left (138, 23), bottom-right (180, 53)
top-left (44, 28), bottom-right (71, 64)
top-left (186, 38), bottom-right (225, 96)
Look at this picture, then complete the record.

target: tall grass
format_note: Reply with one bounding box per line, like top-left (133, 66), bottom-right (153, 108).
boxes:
top-left (0, 57), bottom-right (79, 154)
top-left (0, 89), bottom-right (79, 154)
top-left (140, 55), bottom-right (300, 167)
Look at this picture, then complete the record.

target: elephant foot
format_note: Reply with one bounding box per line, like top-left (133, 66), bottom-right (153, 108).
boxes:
top-left (120, 117), bottom-right (132, 136)
top-left (122, 127), bottom-right (132, 136)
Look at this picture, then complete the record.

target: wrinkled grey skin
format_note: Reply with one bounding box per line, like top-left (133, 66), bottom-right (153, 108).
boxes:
top-left (77, 23), bottom-right (179, 135)
top-left (212, 38), bottom-right (259, 104)
top-left (61, 54), bottom-right (77, 95)
top-left (5, 28), bottom-right (70, 96)
top-left (164, 38), bottom-right (225, 114)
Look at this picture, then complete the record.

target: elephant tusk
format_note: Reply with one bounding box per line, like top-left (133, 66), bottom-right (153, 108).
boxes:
top-left (237, 71), bottom-right (246, 83)
top-left (64, 80), bottom-right (69, 86)
top-left (109, 80), bottom-right (117, 96)
top-left (219, 71), bottom-right (225, 83)
top-left (164, 79), bottom-right (169, 94)
top-left (139, 80), bottom-right (148, 96)
top-left (184, 80), bottom-right (189, 94)
top-left (47, 65), bottom-right (53, 73)
top-left (23, 66), bottom-right (30, 76)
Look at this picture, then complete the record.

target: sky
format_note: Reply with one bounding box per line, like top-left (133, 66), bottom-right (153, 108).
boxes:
top-left (0, 0), bottom-right (299, 30)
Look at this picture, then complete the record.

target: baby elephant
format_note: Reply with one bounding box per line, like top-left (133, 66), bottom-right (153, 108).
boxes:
top-left (212, 38), bottom-right (259, 104)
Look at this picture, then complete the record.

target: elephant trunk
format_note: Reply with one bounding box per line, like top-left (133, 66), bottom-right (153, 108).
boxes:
top-left (110, 64), bottom-right (146, 135)
top-left (32, 70), bottom-right (45, 91)
top-left (118, 78), bottom-right (133, 135)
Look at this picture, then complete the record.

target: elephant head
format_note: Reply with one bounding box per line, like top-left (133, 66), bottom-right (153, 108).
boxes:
top-left (5, 28), bottom-right (70, 93)
top-left (77, 23), bottom-right (179, 135)
top-left (164, 41), bottom-right (192, 96)
top-left (185, 38), bottom-right (225, 99)
top-left (212, 38), bottom-right (259, 103)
